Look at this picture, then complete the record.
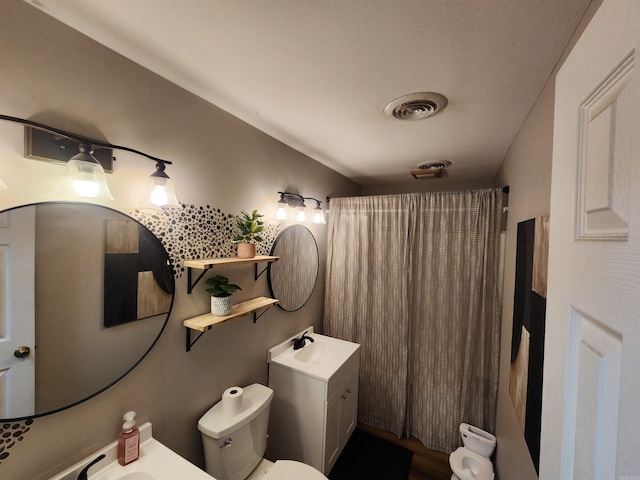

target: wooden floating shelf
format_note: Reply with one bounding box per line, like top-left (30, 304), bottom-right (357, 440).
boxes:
top-left (183, 256), bottom-right (280, 350)
top-left (185, 255), bottom-right (278, 270)
top-left (185, 255), bottom-right (279, 294)
top-left (184, 296), bottom-right (279, 332)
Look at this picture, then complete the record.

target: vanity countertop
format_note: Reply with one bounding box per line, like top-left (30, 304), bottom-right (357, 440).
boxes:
top-left (268, 327), bottom-right (360, 382)
top-left (49, 422), bottom-right (215, 480)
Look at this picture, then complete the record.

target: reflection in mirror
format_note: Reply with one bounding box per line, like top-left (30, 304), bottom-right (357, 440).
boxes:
top-left (268, 225), bottom-right (318, 312)
top-left (0, 202), bottom-right (174, 420)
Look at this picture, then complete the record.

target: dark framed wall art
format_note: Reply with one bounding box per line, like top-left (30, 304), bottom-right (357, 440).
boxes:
top-left (509, 216), bottom-right (549, 473)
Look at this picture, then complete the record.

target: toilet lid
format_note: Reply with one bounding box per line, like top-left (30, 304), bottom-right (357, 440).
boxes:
top-left (449, 447), bottom-right (494, 480)
top-left (263, 460), bottom-right (327, 480)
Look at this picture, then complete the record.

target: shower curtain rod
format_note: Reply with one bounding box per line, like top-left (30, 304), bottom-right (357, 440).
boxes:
top-left (327, 187), bottom-right (509, 207)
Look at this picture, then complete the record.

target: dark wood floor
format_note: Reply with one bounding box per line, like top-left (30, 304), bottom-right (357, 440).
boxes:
top-left (357, 423), bottom-right (453, 480)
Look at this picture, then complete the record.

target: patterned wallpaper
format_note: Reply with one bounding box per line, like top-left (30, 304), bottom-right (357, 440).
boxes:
top-left (131, 204), bottom-right (282, 277)
top-left (0, 419), bottom-right (32, 464)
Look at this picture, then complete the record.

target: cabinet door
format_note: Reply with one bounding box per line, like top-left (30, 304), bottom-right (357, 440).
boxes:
top-left (324, 390), bottom-right (341, 473)
top-left (268, 365), bottom-right (327, 471)
top-left (339, 368), bottom-right (359, 449)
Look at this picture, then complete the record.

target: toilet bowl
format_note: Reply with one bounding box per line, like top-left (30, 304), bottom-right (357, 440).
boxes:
top-left (449, 423), bottom-right (496, 480)
top-left (449, 448), bottom-right (494, 480)
top-left (247, 459), bottom-right (326, 479)
top-left (198, 383), bottom-right (327, 480)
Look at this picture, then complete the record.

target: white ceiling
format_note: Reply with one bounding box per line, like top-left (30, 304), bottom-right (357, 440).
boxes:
top-left (25, 0), bottom-right (592, 186)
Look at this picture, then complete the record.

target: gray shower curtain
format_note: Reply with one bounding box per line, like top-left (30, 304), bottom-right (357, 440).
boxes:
top-left (323, 188), bottom-right (503, 453)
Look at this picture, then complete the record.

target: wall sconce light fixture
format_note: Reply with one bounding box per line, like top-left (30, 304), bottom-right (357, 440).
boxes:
top-left (0, 114), bottom-right (179, 207)
top-left (141, 161), bottom-right (179, 207)
top-left (276, 191), bottom-right (326, 224)
top-left (312, 199), bottom-right (326, 224)
top-left (276, 193), bottom-right (288, 220)
top-left (57, 143), bottom-right (114, 200)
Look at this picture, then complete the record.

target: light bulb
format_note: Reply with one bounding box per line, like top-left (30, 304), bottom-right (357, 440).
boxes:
top-left (149, 184), bottom-right (169, 206)
top-left (312, 201), bottom-right (326, 224)
top-left (73, 179), bottom-right (100, 197)
top-left (296, 208), bottom-right (306, 222)
top-left (141, 161), bottom-right (179, 208)
top-left (276, 206), bottom-right (287, 220)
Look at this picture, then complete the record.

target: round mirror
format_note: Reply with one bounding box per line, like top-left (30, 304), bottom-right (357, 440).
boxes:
top-left (268, 224), bottom-right (318, 311)
top-left (0, 202), bottom-right (174, 420)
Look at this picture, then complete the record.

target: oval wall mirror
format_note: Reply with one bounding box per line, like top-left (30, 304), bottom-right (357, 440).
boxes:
top-left (268, 224), bottom-right (318, 311)
top-left (0, 202), bottom-right (174, 420)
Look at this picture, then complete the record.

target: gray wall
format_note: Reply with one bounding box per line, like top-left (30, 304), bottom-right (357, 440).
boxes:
top-left (0, 2), bottom-right (359, 479)
top-left (494, 1), bottom-right (602, 478)
top-left (0, 1), bottom-right (607, 479)
top-left (494, 70), bottom-right (555, 480)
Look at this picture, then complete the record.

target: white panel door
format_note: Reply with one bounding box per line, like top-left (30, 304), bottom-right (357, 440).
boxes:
top-left (0, 206), bottom-right (35, 418)
top-left (541, 0), bottom-right (640, 478)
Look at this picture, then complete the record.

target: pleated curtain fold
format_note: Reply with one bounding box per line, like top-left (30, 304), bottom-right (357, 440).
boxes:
top-left (324, 188), bottom-right (503, 453)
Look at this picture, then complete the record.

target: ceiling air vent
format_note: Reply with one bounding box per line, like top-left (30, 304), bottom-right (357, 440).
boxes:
top-left (411, 160), bottom-right (451, 179)
top-left (384, 92), bottom-right (448, 121)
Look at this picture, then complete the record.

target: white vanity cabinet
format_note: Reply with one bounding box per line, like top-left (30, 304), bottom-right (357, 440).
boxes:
top-left (267, 328), bottom-right (360, 475)
top-left (324, 364), bottom-right (359, 471)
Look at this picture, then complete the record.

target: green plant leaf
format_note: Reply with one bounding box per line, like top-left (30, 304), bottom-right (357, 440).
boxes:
top-left (233, 209), bottom-right (265, 243)
top-left (205, 275), bottom-right (240, 296)
top-left (220, 284), bottom-right (241, 294)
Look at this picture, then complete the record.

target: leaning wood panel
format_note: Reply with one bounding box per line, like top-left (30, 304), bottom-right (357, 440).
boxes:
top-left (532, 216), bottom-right (549, 298)
top-left (106, 219), bottom-right (139, 254)
top-left (137, 271), bottom-right (172, 319)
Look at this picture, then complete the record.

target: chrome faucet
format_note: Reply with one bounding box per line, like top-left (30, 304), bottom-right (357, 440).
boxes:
top-left (77, 454), bottom-right (105, 480)
top-left (292, 331), bottom-right (314, 350)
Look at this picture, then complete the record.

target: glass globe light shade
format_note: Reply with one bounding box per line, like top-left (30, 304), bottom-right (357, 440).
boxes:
top-left (58, 144), bottom-right (113, 200)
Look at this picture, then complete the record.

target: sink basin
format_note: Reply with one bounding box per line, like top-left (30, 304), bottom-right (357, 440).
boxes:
top-left (268, 327), bottom-right (360, 381)
top-left (113, 474), bottom-right (154, 480)
top-left (50, 422), bottom-right (215, 480)
top-left (293, 344), bottom-right (323, 363)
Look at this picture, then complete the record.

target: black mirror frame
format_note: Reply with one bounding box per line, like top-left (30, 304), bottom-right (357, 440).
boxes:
top-left (267, 224), bottom-right (319, 312)
top-left (0, 201), bottom-right (175, 422)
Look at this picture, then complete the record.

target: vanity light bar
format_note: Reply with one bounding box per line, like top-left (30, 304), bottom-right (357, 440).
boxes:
top-left (0, 114), bottom-right (179, 207)
top-left (276, 191), bottom-right (326, 224)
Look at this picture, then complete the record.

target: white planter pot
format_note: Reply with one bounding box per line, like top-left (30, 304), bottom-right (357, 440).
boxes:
top-left (211, 295), bottom-right (233, 316)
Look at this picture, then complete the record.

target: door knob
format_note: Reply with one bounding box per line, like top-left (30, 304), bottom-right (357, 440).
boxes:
top-left (14, 346), bottom-right (31, 358)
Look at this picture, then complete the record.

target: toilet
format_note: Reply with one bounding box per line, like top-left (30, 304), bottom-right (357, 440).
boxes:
top-left (449, 423), bottom-right (496, 480)
top-left (198, 383), bottom-right (327, 480)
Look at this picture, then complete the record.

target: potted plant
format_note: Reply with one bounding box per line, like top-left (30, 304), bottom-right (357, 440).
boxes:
top-left (232, 210), bottom-right (265, 259)
top-left (206, 275), bottom-right (242, 316)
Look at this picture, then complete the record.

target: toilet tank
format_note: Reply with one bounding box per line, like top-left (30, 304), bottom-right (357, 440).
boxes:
top-left (459, 423), bottom-right (496, 458)
top-left (198, 384), bottom-right (274, 480)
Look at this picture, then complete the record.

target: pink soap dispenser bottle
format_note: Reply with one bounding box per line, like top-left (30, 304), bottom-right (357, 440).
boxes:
top-left (117, 411), bottom-right (140, 466)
